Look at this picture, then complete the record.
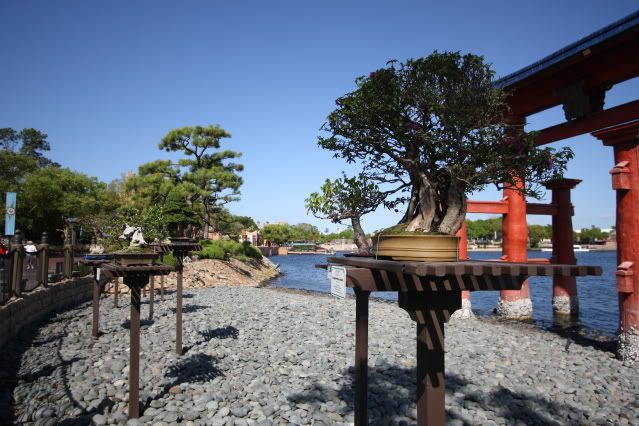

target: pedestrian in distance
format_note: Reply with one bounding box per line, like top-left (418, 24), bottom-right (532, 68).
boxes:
top-left (24, 240), bottom-right (37, 270)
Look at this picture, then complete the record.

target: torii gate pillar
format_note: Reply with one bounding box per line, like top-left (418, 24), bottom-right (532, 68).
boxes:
top-left (593, 122), bottom-right (639, 363)
top-left (498, 177), bottom-right (532, 318)
top-left (453, 222), bottom-right (474, 319)
top-left (545, 178), bottom-right (582, 316)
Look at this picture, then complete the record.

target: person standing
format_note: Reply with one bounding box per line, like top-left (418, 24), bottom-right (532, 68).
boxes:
top-left (24, 240), bottom-right (37, 270)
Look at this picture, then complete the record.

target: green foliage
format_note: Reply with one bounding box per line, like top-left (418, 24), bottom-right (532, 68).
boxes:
top-left (261, 223), bottom-right (293, 246)
top-left (160, 252), bottom-right (178, 267)
top-left (528, 224), bottom-right (552, 248)
top-left (261, 223), bottom-right (321, 245)
top-left (318, 52), bottom-right (573, 234)
top-left (577, 226), bottom-right (609, 244)
top-left (214, 207), bottom-right (258, 239)
top-left (466, 217), bottom-right (503, 241)
top-left (196, 239), bottom-right (262, 261)
top-left (18, 166), bottom-right (113, 241)
top-left (318, 228), bottom-right (355, 243)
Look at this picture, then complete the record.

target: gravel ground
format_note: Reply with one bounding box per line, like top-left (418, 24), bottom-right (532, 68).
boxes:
top-left (0, 286), bottom-right (638, 425)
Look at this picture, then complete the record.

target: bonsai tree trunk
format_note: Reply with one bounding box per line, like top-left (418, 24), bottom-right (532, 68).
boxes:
top-left (405, 175), bottom-right (466, 235)
top-left (406, 174), bottom-right (437, 232)
top-left (351, 216), bottom-right (371, 255)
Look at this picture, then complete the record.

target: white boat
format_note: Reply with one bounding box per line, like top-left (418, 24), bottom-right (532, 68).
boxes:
top-left (540, 245), bottom-right (589, 252)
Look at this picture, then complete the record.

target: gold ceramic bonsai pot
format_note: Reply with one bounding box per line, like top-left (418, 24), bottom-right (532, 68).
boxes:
top-left (372, 233), bottom-right (459, 262)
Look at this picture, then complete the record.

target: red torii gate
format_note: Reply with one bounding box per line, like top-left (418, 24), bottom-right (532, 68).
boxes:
top-left (467, 11), bottom-right (639, 361)
top-left (457, 179), bottom-right (580, 319)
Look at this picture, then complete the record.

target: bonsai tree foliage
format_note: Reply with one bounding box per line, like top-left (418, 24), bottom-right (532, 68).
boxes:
top-left (319, 52), bottom-right (573, 235)
top-left (306, 173), bottom-right (385, 254)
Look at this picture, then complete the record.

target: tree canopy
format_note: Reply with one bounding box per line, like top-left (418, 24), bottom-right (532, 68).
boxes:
top-left (319, 52), bottom-right (573, 234)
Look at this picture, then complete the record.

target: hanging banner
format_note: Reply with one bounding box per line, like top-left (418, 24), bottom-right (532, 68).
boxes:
top-left (5, 192), bottom-right (16, 236)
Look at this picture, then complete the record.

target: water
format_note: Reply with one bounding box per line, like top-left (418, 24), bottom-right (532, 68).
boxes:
top-left (268, 251), bottom-right (619, 336)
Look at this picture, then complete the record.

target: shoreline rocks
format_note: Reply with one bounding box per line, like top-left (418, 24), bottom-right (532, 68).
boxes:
top-left (0, 286), bottom-right (637, 425)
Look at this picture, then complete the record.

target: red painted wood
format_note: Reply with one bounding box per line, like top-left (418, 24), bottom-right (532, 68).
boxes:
top-left (545, 179), bottom-right (581, 312)
top-left (594, 122), bottom-right (639, 333)
top-left (506, 36), bottom-right (639, 117)
top-left (467, 200), bottom-right (509, 214)
top-left (457, 223), bottom-right (471, 302)
top-left (535, 100), bottom-right (639, 146)
top-left (501, 177), bottom-right (531, 304)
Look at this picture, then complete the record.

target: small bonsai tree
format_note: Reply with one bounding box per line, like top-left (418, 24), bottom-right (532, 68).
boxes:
top-left (305, 173), bottom-right (385, 254)
top-left (319, 52), bottom-right (573, 235)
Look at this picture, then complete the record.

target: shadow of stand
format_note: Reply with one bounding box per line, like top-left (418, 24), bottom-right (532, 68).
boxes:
top-left (183, 326), bottom-right (239, 354)
top-left (286, 365), bottom-right (593, 425)
top-left (142, 353), bottom-right (224, 415)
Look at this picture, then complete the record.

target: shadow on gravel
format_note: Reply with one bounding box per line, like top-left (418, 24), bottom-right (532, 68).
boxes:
top-left (171, 304), bottom-right (208, 314)
top-left (546, 324), bottom-right (617, 354)
top-left (0, 308), bottom-right (115, 425)
top-left (144, 353), bottom-right (224, 413)
top-left (183, 326), bottom-right (240, 353)
top-left (121, 319), bottom-right (155, 329)
top-left (165, 353), bottom-right (224, 385)
top-left (287, 365), bottom-right (591, 425)
top-left (200, 326), bottom-right (239, 340)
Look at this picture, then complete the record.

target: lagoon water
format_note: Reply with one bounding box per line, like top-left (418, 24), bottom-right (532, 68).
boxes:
top-left (268, 250), bottom-right (619, 336)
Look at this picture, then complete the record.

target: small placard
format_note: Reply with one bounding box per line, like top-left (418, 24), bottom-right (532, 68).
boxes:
top-left (96, 268), bottom-right (101, 281)
top-left (330, 266), bottom-right (346, 299)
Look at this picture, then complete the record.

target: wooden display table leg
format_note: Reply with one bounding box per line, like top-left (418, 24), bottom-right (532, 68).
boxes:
top-left (399, 292), bottom-right (461, 426)
top-left (354, 289), bottom-right (370, 426)
top-left (127, 280), bottom-right (143, 418)
top-left (113, 277), bottom-right (119, 308)
top-left (176, 263), bottom-right (183, 355)
top-left (149, 276), bottom-right (155, 320)
top-left (91, 266), bottom-right (100, 339)
top-left (160, 275), bottom-right (165, 301)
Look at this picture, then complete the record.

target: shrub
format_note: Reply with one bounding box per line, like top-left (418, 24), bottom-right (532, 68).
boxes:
top-left (196, 240), bottom-right (262, 261)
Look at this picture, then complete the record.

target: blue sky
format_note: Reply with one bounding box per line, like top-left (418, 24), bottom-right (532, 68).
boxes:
top-left (1, 1), bottom-right (637, 233)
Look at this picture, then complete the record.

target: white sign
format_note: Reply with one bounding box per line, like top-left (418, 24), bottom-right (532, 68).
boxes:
top-left (330, 266), bottom-right (346, 299)
top-left (96, 268), bottom-right (101, 281)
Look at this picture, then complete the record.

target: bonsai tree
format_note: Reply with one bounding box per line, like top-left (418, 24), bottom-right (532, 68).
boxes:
top-left (318, 52), bottom-right (573, 235)
top-left (306, 173), bottom-right (385, 254)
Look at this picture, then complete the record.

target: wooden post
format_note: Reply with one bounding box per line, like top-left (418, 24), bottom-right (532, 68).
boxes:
top-left (456, 223), bottom-right (473, 318)
top-left (63, 237), bottom-right (73, 279)
top-left (92, 265), bottom-right (100, 339)
top-left (128, 280), bottom-right (142, 418)
top-left (10, 230), bottom-right (24, 297)
top-left (545, 179), bottom-right (581, 315)
top-left (149, 275), bottom-right (155, 320)
top-left (37, 232), bottom-right (49, 288)
top-left (354, 289), bottom-right (370, 426)
top-left (500, 177), bottom-right (532, 318)
top-left (176, 257), bottom-right (183, 355)
top-left (399, 292), bottom-right (461, 426)
top-left (594, 122), bottom-right (639, 362)
top-left (113, 277), bottom-right (119, 308)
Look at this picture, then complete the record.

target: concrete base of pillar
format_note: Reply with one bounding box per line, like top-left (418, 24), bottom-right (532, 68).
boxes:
top-left (496, 298), bottom-right (532, 319)
top-left (619, 327), bottom-right (639, 364)
top-left (451, 298), bottom-right (474, 320)
top-left (552, 295), bottom-right (579, 315)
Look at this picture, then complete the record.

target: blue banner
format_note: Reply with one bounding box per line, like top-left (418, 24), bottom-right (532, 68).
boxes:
top-left (5, 192), bottom-right (16, 236)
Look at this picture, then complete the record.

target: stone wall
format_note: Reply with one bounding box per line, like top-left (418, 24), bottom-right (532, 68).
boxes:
top-left (0, 276), bottom-right (93, 347)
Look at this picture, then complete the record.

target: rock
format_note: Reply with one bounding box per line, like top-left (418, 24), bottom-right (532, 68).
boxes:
top-left (92, 414), bottom-right (107, 425)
